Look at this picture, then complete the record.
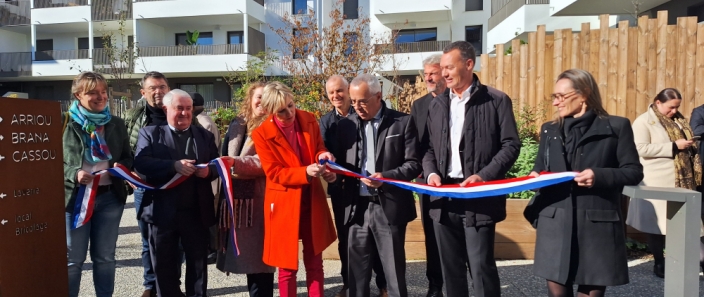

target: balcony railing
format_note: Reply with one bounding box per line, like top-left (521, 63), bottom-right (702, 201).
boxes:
top-left (139, 44), bottom-right (244, 57)
top-left (34, 0), bottom-right (88, 8)
top-left (0, 52), bottom-right (31, 77)
top-left (92, 0), bottom-right (132, 21)
top-left (374, 40), bottom-right (451, 54)
top-left (34, 49), bottom-right (90, 61)
top-left (92, 48), bottom-right (135, 72)
top-left (489, 0), bottom-right (550, 30)
top-left (0, 0), bottom-right (31, 26)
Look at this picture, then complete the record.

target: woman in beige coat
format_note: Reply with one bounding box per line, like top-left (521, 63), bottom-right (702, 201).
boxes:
top-left (628, 88), bottom-right (703, 278)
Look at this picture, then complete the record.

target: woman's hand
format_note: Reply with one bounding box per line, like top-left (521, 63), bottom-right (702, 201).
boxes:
top-left (675, 139), bottom-right (694, 150)
top-left (529, 171), bottom-right (540, 178)
top-left (318, 152), bottom-right (335, 163)
top-left (574, 169), bottom-right (595, 188)
top-left (306, 163), bottom-right (324, 177)
top-left (322, 171), bottom-right (337, 183)
top-left (76, 170), bottom-right (95, 185)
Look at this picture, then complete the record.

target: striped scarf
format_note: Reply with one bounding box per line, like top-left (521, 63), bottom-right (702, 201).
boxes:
top-left (68, 100), bottom-right (113, 164)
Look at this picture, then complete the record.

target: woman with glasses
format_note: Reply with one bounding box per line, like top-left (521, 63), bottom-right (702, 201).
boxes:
top-left (627, 88), bottom-right (704, 278)
top-left (526, 69), bottom-right (643, 297)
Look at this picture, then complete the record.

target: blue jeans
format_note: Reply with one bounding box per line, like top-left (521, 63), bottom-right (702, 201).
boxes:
top-left (134, 187), bottom-right (157, 289)
top-left (66, 191), bottom-right (124, 297)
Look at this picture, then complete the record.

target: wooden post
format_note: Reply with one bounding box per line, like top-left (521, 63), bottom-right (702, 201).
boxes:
top-left (580, 22), bottom-right (591, 73)
top-left (617, 21), bottom-right (629, 118)
top-left (636, 15), bottom-right (650, 115)
top-left (528, 32), bottom-right (537, 110)
top-left (695, 23), bottom-right (704, 108)
top-left (685, 17), bottom-right (698, 113)
top-left (608, 28), bottom-right (619, 116)
top-left (599, 15), bottom-right (610, 103)
top-left (656, 11), bottom-right (668, 93)
top-left (627, 27), bottom-right (638, 121)
top-left (536, 25), bottom-right (546, 117)
top-left (519, 43), bottom-right (528, 110)
top-left (496, 44), bottom-right (505, 91)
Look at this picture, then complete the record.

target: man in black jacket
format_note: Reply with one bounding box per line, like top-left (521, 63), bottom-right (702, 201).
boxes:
top-left (335, 74), bottom-right (421, 297)
top-left (410, 53), bottom-right (446, 297)
top-left (423, 41), bottom-right (521, 297)
top-left (320, 75), bottom-right (387, 297)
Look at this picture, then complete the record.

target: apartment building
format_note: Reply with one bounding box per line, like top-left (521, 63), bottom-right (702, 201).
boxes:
top-left (0, 0), bottom-right (493, 101)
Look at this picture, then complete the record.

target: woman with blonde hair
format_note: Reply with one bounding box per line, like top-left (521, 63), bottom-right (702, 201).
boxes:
top-left (63, 71), bottom-right (132, 297)
top-left (216, 82), bottom-right (276, 297)
top-left (628, 87), bottom-right (704, 278)
top-left (527, 69), bottom-right (643, 297)
top-left (252, 81), bottom-right (337, 297)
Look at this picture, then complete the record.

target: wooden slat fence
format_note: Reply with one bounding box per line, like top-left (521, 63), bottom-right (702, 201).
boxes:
top-left (479, 11), bottom-right (704, 124)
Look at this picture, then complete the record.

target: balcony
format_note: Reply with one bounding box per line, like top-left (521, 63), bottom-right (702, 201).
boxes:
top-left (550, 0), bottom-right (669, 16)
top-left (0, 52), bottom-right (31, 77)
top-left (32, 49), bottom-right (92, 76)
top-left (373, 0), bottom-right (452, 24)
top-left (92, 0), bottom-right (132, 21)
top-left (376, 40), bottom-right (450, 74)
top-left (32, 0), bottom-right (90, 25)
top-left (0, 0), bottom-right (31, 26)
top-left (93, 48), bottom-right (134, 73)
top-left (489, 0), bottom-right (549, 31)
top-left (136, 44), bottom-right (252, 74)
top-left (133, 0), bottom-right (265, 23)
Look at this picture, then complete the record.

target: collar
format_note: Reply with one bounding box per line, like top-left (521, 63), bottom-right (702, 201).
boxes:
top-left (449, 81), bottom-right (475, 101)
top-left (366, 106), bottom-right (383, 122)
top-left (168, 124), bottom-right (191, 133)
top-left (335, 106), bottom-right (354, 117)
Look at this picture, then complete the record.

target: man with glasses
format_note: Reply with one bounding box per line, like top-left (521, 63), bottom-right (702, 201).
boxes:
top-left (334, 74), bottom-right (421, 297)
top-left (423, 41), bottom-right (520, 297)
top-left (124, 71), bottom-right (171, 297)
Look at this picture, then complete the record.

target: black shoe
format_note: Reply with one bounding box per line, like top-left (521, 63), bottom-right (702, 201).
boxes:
top-left (426, 287), bottom-right (443, 297)
top-left (654, 262), bottom-right (665, 278)
top-left (207, 252), bottom-right (217, 265)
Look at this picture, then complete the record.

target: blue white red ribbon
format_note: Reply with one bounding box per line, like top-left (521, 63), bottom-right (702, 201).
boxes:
top-left (72, 157), bottom-right (239, 256)
top-left (322, 160), bottom-right (577, 199)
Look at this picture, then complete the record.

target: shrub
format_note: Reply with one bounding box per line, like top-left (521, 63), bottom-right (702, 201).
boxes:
top-left (506, 104), bottom-right (544, 199)
top-left (210, 107), bottom-right (237, 137)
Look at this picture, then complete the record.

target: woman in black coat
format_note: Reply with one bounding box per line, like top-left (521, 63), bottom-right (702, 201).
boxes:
top-left (526, 69), bottom-right (644, 297)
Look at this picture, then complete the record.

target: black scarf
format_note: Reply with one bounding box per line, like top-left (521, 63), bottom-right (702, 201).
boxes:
top-left (146, 103), bottom-right (167, 126)
top-left (562, 110), bottom-right (596, 168)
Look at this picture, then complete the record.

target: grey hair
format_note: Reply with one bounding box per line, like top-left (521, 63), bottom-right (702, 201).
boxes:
top-left (350, 73), bottom-right (381, 95)
top-left (422, 54), bottom-right (442, 67)
top-left (326, 74), bottom-right (349, 90)
top-left (163, 89), bottom-right (192, 106)
top-left (443, 41), bottom-right (476, 63)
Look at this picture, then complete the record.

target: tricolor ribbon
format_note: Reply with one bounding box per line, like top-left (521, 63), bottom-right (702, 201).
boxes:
top-left (322, 160), bottom-right (577, 199)
top-left (72, 157), bottom-right (239, 257)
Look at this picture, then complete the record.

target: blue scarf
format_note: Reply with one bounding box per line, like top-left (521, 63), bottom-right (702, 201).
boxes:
top-left (68, 100), bottom-right (113, 164)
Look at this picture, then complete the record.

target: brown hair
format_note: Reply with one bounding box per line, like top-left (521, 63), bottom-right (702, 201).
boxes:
top-left (553, 69), bottom-right (609, 122)
top-left (238, 82), bottom-right (268, 134)
top-left (72, 71), bottom-right (108, 99)
top-left (140, 71), bottom-right (169, 88)
top-left (654, 88), bottom-right (682, 103)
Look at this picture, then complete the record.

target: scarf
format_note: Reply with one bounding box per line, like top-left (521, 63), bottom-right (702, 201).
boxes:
top-left (562, 110), bottom-right (596, 169)
top-left (68, 100), bottom-right (112, 164)
top-left (651, 105), bottom-right (702, 189)
top-left (146, 102), bottom-right (167, 126)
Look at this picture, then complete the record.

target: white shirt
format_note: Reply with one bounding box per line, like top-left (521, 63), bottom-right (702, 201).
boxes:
top-left (447, 85), bottom-right (473, 178)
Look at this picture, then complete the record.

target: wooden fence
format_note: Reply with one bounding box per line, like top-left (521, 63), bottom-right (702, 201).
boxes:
top-left (478, 11), bottom-right (704, 123)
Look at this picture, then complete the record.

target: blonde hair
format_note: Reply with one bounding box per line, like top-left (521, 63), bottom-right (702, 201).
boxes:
top-left (238, 82), bottom-right (268, 134)
top-left (261, 81), bottom-right (294, 115)
top-left (72, 71), bottom-right (108, 99)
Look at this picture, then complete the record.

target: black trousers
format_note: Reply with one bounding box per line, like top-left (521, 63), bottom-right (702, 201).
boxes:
top-left (348, 202), bottom-right (407, 297)
top-left (149, 210), bottom-right (209, 297)
top-left (434, 210), bottom-right (501, 297)
top-left (332, 195), bottom-right (387, 289)
top-left (246, 273), bottom-right (274, 297)
top-left (419, 192), bottom-right (443, 289)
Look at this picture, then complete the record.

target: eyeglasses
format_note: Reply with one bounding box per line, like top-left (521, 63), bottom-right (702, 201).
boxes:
top-left (146, 85), bottom-right (168, 92)
top-left (550, 90), bottom-right (577, 102)
top-left (350, 98), bottom-right (372, 107)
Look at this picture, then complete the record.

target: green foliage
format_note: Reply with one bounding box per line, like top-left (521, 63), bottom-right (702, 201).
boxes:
top-left (507, 104), bottom-right (543, 199)
top-left (504, 39), bottom-right (528, 55)
top-left (186, 30), bottom-right (200, 45)
top-left (210, 107), bottom-right (237, 137)
top-left (625, 237), bottom-right (648, 251)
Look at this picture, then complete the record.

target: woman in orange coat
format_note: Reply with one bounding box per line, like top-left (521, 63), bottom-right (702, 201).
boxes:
top-left (252, 81), bottom-right (337, 297)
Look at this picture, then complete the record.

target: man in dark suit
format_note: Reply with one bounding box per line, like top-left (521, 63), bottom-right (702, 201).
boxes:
top-left (410, 54), bottom-right (446, 297)
top-left (335, 74), bottom-right (421, 297)
top-left (134, 89), bottom-right (220, 297)
top-left (423, 41), bottom-right (521, 297)
top-left (320, 75), bottom-right (387, 297)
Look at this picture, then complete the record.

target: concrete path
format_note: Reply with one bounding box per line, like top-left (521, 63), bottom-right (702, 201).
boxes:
top-left (75, 195), bottom-right (704, 296)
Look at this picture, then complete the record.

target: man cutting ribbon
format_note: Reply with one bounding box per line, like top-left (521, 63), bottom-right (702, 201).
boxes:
top-left (134, 89), bottom-right (220, 297)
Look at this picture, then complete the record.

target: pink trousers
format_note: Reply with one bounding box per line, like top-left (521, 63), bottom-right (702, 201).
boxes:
top-left (277, 228), bottom-right (324, 297)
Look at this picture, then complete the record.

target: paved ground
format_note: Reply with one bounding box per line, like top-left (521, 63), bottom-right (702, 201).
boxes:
top-left (75, 195), bottom-right (704, 296)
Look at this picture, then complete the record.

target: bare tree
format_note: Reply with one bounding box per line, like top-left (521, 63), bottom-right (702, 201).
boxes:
top-left (95, 2), bottom-right (139, 101)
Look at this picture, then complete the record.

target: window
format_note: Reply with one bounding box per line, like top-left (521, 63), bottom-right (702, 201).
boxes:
top-left (227, 31), bottom-right (244, 44)
top-left (396, 28), bottom-right (437, 43)
top-left (178, 83), bottom-right (215, 102)
top-left (293, 0), bottom-right (307, 14)
top-left (465, 0), bottom-right (483, 11)
top-left (293, 28), bottom-right (311, 59)
top-left (128, 35), bottom-right (134, 48)
top-left (78, 37), bottom-right (110, 50)
top-left (344, 32), bottom-right (359, 56)
top-left (343, 0), bottom-right (358, 19)
top-left (175, 32), bottom-right (214, 46)
top-left (36, 39), bottom-right (53, 52)
top-left (465, 25), bottom-right (482, 55)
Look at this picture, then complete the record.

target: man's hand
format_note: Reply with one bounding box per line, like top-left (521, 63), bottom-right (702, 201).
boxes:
top-left (574, 169), bottom-right (595, 188)
top-left (529, 171), bottom-right (540, 178)
top-left (322, 171), bottom-right (337, 183)
top-left (195, 166), bottom-right (210, 178)
top-left (318, 152), bottom-right (335, 163)
top-left (427, 174), bottom-right (442, 187)
top-left (460, 174), bottom-right (483, 187)
top-left (361, 172), bottom-right (383, 188)
top-left (174, 159), bottom-right (196, 176)
top-left (76, 170), bottom-right (95, 185)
